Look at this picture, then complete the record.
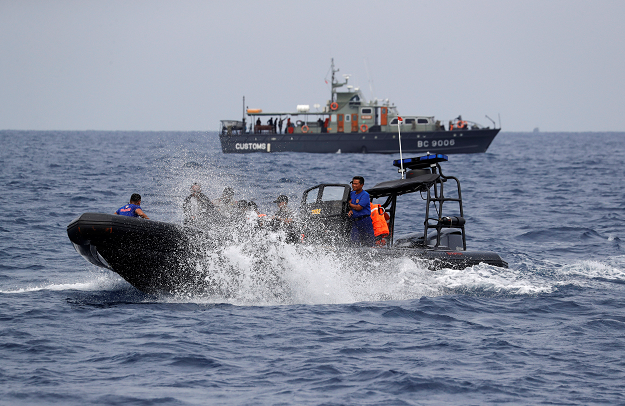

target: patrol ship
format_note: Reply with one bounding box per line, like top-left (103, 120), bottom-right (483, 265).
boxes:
top-left (219, 60), bottom-right (501, 154)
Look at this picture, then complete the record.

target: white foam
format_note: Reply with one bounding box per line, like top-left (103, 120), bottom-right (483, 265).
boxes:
top-left (167, 235), bottom-right (521, 305)
top-left (433, 263), bottom-right (555, 295)
top-left (8, 249), bottom-right (624, 304)
top-left (0, 272), bottom-right (125, 294)
top-left (557, 257), bottom-right (625, 282)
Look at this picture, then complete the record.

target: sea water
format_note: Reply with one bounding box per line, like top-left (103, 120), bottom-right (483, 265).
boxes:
top-left (0, 130), bottom-right (624, 405)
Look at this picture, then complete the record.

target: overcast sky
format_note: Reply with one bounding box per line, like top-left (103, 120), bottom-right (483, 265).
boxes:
top-left (1, 0), bottom-right (624, 132)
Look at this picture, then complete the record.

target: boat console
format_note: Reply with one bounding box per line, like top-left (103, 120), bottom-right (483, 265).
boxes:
top-left (300, 154), bottom-right (464, 248)
top-left (299, 153), bottom-right (507, 268)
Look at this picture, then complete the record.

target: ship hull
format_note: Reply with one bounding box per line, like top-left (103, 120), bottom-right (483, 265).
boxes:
top-left (219, 128), bottom-right (500, 154)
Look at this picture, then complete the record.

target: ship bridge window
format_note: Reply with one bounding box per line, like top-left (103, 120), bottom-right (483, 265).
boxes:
top-left (349, 95), bottom-right (361, 106)
top-left (390, 118), bottom-right (428, 125)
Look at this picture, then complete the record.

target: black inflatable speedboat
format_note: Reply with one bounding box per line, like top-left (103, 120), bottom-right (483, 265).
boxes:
top-left (67, 154), bottom-right (506, 294)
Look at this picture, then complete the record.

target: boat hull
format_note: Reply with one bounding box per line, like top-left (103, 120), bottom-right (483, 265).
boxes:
top-left (67, 213), bottom-right (203, 294)
top-left (68, 213), bottom-right (507, 295)
top-left (219, 128), bottom-right (500, 154)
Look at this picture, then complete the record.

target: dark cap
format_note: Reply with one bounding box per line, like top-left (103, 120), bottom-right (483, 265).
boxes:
top-left (273, 195), bottom-right (288, 204)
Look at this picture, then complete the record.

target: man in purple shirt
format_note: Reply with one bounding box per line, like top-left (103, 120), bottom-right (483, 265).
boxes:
top-left (116, 193), bottom-right (149, 219)
top-left (348, 176), bottom-right (374, 246)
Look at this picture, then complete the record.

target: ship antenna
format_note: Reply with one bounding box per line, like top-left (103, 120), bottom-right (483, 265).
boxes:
top-left (364, 57), bottom-right (375, 101)
top-left (331, 58), bottom-right (337, 102)
top-left (397, 116), bottom-right (405, 179)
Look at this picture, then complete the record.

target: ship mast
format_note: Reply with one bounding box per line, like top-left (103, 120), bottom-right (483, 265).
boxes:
top-left (330, 58), bottom-right (348, 103)
top-left (242, 96), bottom-right (247, 134)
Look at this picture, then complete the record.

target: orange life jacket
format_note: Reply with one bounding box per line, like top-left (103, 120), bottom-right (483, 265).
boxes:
top-left (370, 203), bottom-right (389, 237)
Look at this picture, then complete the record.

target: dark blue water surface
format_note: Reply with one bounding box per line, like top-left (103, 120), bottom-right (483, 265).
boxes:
top-left (1, 130), bottom-right (624, 405)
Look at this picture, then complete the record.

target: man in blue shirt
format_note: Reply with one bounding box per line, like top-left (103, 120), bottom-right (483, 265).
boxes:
top-left (348, 176), bottom-right (374, 246)
top-left (116, 193), bottom-right (149, 219)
